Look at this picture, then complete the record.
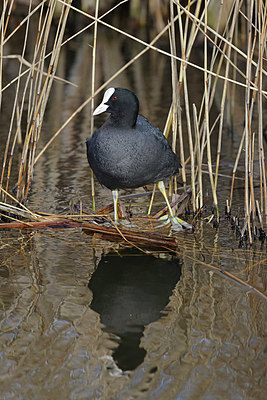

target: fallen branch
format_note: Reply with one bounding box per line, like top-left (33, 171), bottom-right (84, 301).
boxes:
top-left (0, 218), bottom-right (179, 251)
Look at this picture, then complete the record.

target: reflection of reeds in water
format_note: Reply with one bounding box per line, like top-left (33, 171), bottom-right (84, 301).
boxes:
top-left (0, 0), bottom-right (266, 243)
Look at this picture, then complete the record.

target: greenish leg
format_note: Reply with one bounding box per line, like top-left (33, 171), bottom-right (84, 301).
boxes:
top-left (157, 181), bottom-right (192, 231)
top-left (112, 189), bottom-right (119, 224)
top-left (158, 181), bottom-right (175, 218)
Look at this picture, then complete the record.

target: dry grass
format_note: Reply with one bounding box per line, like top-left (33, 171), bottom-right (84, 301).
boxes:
top-left (0, 0), bottom-right (266, 244)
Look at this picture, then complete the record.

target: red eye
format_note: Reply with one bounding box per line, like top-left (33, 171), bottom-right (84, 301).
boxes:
top-left (113, 96), bottom-right (117, 100)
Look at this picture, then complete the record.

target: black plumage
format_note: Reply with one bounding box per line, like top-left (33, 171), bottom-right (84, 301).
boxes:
top-left (86, 88), bottom-right (180, 191)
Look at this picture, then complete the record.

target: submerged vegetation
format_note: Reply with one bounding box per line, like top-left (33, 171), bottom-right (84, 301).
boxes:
top-left (0, 0), bottom-right (266, 245)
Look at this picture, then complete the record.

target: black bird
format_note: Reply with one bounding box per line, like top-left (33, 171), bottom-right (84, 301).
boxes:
top-left (86, 87), bottom-right (190, 230)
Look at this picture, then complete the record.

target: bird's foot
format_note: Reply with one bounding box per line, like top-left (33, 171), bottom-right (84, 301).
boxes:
top-left (154, 214), bottom-right (171, 229)
top-left (156, 214), bottom-right (192, 231)
top-left (170, 216), bottom-right (192, 231)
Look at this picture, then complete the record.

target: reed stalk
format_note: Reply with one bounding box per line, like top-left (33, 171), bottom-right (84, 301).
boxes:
top-left (244, 0), bottom-right (254, 245)
top-left (257, 0), bottom-right (267, 219)
top-left (176, 1), bottom-right (195, 210)
top-left (0, 0), bottom-right (33, 199)
top-left (90, 0), bottom-right (100, 213)
top-left (170, 1), bottom-right (180, 194)
top-left (214, 0), bottom-right (240, 192)
top-left (1, 1), bottom-right (128, 95)
top-left (0, 1), bottom-right (8, 110)
top-left (0, 0), bottom-right (73, 201)
top-left (193, 104), bottom-right (203, 210)
top-left (204, 0), bottom-right (218, 215)
top-left (229, 69), bottom-right (259, 210)
top-left (3, 0), bottom-right (46, 45)
top-left (22, 1), bottom-right (71, 200)
top-left (57, 0), bottom-right (266, 93)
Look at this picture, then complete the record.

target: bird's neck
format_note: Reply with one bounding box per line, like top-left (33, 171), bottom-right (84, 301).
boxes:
top-left (109, 110), bottom-right (138, 128)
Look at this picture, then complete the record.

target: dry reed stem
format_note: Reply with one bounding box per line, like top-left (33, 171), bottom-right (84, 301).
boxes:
top-left (229, 68), bottom-right (259, 209)
top-left (193, 104), bottom-right (203, 209)
top-left (3, 1), bottom-right (47, 46)
top-left (89, 0), bottom-right (100, 213)
top-left (184, 0), bottom-right (203, 60)
top-left (147, 185), bottom-right (156, 217)
top-left (0, 1), bottom-right (8, 109)
top-left (256, 200), bottom-right (263, 229)
top-left (196, 1), bottom-right (245, 141)
top-left (176, 1), bottom-right (266, 220)
top-left (170, 1), bottom-right (179, 194)
top-left (3, 0), bottom-right (15, 38)
top-left (0, 0), bottom-right (33, 199)
top-left (170, 2), bottom-right (178, 156)
top-left (257, 0), bottom-right (267, 218)
top-left (174, 2), bottom-right (188, 192)
top-left (149, 102), bottom-right (175, 214)
top-left (183, 71), bottom-right (196, 210)
top-left (1, 1), bottom-right (47, 196)
top-left (6, 0), bottom-right (72, 200)
top-left (0, 186), bottom-right (38, 218)
top-left (163, 103), bottom-right (173, 138)
top-left (2, 55), bottom-right (76, 86)
top-left (14, 3), bottom-right (50, 198)
top-left (1, 0), bottom-right (129, 95)
top-left (176, 0), bottom-right (255, 215)
top-left (176, 1), bottom-right (196, 209)
top-left (177, 0), bottom-right (267, 81)
top-left (250, 131), bottom-right (256, 223)
top-left (57, 0), bottom-right (267, 94)
top-left (204, 0), bottom-right (218, 213)
top-left (3, 1), bottom-right (266, 95)
top-left (244, 0), bottom-right (254, 244)
top-left (214, 0), bottom-right (240, 192)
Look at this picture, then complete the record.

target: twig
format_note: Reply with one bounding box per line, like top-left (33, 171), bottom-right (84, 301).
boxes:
top-left (89, 0), bottom-right (100, 212)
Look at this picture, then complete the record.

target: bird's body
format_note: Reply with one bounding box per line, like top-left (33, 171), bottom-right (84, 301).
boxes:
top-left (87, 114), bottom-right (180, 191)
top-left (86, 87), bottom-right (190, 230)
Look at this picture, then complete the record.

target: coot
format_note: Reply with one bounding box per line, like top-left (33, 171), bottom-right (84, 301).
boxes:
top-left (86, 87), bottom-right (190, 230)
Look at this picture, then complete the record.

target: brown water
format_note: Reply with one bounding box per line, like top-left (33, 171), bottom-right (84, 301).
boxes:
top-left (0, 24), bottom-right (266, 400)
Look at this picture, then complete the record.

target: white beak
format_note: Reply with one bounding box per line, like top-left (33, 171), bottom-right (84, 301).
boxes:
top-left (93, 103), bottom-right (109, 115)
top-left (93, 87), bottom-right (115, 116)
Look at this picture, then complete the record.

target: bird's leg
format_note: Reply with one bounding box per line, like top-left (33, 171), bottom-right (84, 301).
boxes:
top-left (112, 189), bottom-right (119, 224)
top-left (157, 181), bottom-right (181, 230)
top-left (157, 181), bottom-right (192, 231)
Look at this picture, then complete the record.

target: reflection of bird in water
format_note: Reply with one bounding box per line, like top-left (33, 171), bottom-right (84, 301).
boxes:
top-left (86, 87), bottom-right (191, 231)
top-left (88, 249), bottom-right (181, 371)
